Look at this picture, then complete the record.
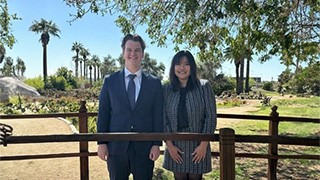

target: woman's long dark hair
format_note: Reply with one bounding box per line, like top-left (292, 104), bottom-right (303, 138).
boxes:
top-left (169, 50), bottom-right (198, 92)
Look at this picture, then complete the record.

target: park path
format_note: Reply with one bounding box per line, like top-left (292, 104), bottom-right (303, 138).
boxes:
top-left (0, 118), bottom-right (107, 180)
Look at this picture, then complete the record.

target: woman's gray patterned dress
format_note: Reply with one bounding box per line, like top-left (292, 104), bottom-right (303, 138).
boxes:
top-left (162, 79), bottom-right (217, 174)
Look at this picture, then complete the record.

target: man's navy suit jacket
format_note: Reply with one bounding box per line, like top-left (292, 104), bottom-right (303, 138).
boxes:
top-left (97, 69), bottom-right (163, 156)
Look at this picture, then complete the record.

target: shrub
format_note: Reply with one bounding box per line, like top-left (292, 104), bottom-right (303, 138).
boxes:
top-left (24, 76), bottom-right (44, 91)
top-left (262, 82), bottom-right (274, 91)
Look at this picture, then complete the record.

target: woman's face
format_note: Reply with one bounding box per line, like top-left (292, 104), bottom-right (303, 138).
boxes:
top-left (174, 56), bottom-right (190, 85)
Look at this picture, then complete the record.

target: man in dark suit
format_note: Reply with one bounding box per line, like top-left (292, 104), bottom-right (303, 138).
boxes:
top-left (97, 34), bottom-right (163, 180)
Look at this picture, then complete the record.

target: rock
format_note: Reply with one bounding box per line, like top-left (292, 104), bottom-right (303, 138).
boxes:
top-left (0, 76), bottom-right (40, 103)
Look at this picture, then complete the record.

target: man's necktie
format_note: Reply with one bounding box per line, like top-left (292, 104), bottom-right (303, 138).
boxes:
top-left (127, 74), bottom-right (136, 109)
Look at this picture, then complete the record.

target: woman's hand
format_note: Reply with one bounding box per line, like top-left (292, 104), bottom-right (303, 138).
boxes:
top-left (166, 141), bottom-right (184, 163)
top-left (191, 141), bottom-right (208, 163)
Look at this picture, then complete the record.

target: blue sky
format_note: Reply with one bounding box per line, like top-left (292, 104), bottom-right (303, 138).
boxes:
top-left (3, 0), bottom-right (286, 81)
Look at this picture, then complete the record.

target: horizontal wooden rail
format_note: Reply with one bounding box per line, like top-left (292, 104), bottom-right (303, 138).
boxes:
top-left (1, 113), bottom-right (319, 123)
top-left (3, 133), bottom-right (318, 146)
top-left (3, 133), bottom-right (219, 143)
top-left (2, 150), bottom-right (318, 162)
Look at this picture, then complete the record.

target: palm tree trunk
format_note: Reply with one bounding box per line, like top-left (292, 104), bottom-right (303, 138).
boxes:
top-left (239, 57), bottom-right (245, 94)
top-left (94, 66), bottom-right (97, 82)
top-left (97, 66), bottom-right (100, 80)
top-left (80, 61), bottom-right (83, 77)
top-left (235, 60), bottom-right (240, 94)
top-left (83, 59), bottom-right (86, 78)
top-left (89, 67), bottom-right (92, 86)
top-left (245, 57), bottom-right (251, 92)
top-left (75, 53), bottom-right (79, 77)
top-left (43, 45), bottom-right (48, 87)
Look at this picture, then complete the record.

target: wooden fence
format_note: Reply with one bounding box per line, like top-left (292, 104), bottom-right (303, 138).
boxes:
top-left (0, 100), bottom-right (319, 180)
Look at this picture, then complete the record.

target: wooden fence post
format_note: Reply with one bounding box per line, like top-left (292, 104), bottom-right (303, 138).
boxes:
top-left (219, 128), bottom-right (235, 180)
top-left (268, 105), bottom-right (279, 180)
top-left (79, 100), bottom-right (89, 180)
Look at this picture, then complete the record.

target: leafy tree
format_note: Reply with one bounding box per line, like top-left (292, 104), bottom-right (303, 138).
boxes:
top-left (0, 0), bottom-right (20, 49)
top-left (264, 1), bottom-right (320, 75)
top-left (290, 62), bottom-right (320, 95)
top-left (211, 74), bottom-right (235, 96)
top-left (0, 56), bottom-right (14, 76)
top-left (49, 75), bottom-right (68, 91)
top-left (197, 58), bottom-right (220, 83)
top-left (263, 82), bottom-right (274, 91)
top-left (29, 18), bottom-right (60, 87)
top-left (55, 66), bottom-right (77, 89)
top-left (65, 0), bottom-right (319, 95)
top-left (100, 55), bottom-right (118, 78)
top-left (277, 69), bottom-right (294, 93)
top-left (141, 53), bottom-right (165, 80)
top-left (71, 41), bottom-right (84, 78)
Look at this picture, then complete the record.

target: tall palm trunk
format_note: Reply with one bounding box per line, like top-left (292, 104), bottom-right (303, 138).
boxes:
top-left (97, 66), bottom-right (100, 80)
top-left (238, 57), bottom-right (245, 95)
top-left (43, 44), bottom-right (48, 87)
top-left (89, 66), bottom-right (92, 85)
top-left (245, 56), bottom-right (251, 92)
top-left (75, 51), bottom-right (79, 77)
top-left (80, 61), bottom-right (83, 77)
top-left (94, 66), bottom-right (97, 82)
top-left (235, 60), bottom-right (240, 94)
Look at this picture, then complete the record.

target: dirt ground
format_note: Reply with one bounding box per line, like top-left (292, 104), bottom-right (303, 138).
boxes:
top-left (0, 99), bottom-right (318, 179)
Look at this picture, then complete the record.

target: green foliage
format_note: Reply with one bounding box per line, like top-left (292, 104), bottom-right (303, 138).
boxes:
top-left (64, 0), bottom-right (319, 99)
top-left (211, 74), bottom-right (235, 96)
top-left (55, 66), bottom-right (78, 88)
top-left (277, 69), bottom-right (293, 93)
top-left (0, 0), bottom-right (20, 48)
top-left (0, 56), bottom-right (14, 76)
top-left (262, 82), bottom-right (274, 91)
top-left (100, 55), bottom-right (118, 77)
top-left (24, 76), bottom-right (45, 91)
top-left (251, 96), bottom-right (320, 118)
top-left (48, 75), bottom-right (68, 91)
top-left (142, 53), bottom-right (166, 80)
top-left (232, 96), bottom-right (320, 137)
top-left (290, 62), bottom-right (320, 95)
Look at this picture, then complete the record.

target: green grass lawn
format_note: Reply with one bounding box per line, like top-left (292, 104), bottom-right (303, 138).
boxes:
top-left (233, 96), bottom-right (320, 136)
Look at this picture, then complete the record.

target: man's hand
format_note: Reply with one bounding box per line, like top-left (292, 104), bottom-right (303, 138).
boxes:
top-left (97, 144), bottom-right (108, 161)
top-left (149, 145), bottom-right (160, 161)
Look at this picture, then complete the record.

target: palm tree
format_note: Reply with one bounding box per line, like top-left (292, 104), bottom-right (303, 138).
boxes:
top-left (224, 45), bottom-right (245, 95)
top-left (80, 48), bottom-right (90, 78)
top-left (91, 55), bottom-right (100, 82)
top-left (16, 57), bottom-right (26, 78)
top-left (87, 59), bottom-right (94, 85)
top-left (71, 42), bottom-right (83, 78)
top-left (29, 18), bottom-right (60, 87)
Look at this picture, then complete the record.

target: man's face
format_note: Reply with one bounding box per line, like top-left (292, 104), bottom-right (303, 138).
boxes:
top-left (123, 40), bottom-right (144, 68)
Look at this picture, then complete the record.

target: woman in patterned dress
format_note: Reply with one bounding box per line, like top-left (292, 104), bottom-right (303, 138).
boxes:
top-left (162, 50), bottom-right (217, 180)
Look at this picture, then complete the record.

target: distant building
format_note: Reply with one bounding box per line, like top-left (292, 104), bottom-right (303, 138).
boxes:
top-left (251, 77), bottom-right (261, 83)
